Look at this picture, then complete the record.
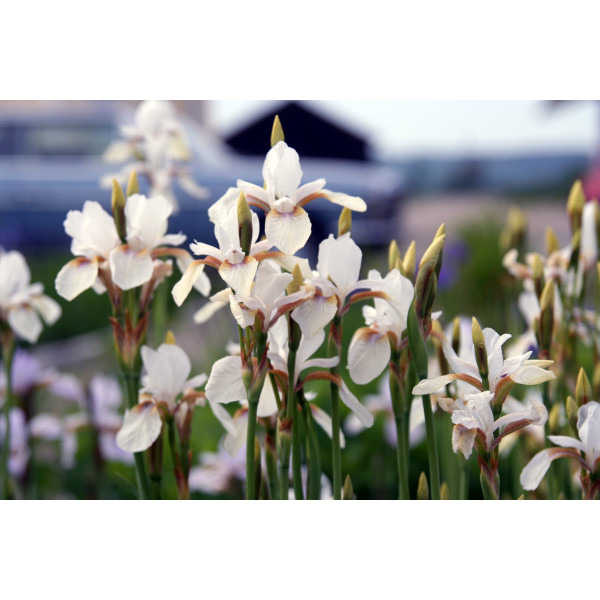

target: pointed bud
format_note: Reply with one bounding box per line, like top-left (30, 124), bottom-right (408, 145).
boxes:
top-left (286, 264), bottom-right (304, 295)
top-left (407, 300), bottom-right (429, 379)
top-left (531, 253), bottom-right (544, 298)
top-left (417, 472), bottom-right (429, 500)
top-left (271, 115), bottom-right (284, 147)
top-left (127, 170), bottom-right (139, 197)
top-left (388, 240), bottom-right (401, 273)
top-left (566, 179), bottom-right (585, 233)
top-left (566, 395), bottom-right (578, 434)
top-left (432, 320), bottom-right (449, 375)
top-left (402, 241), bottom-right (416, 281)
top-left (342, 474), bottom-right (354, 500)
top-left (237, 192), bottom-right (253, 256)
top-left (164, 330), bottom-right (176, 345)
top-left (576, 367), bottom-right (592, 406)
top-left (549, 403), bottom-right (561, 435)
top-left (568, 229), bottom-right (582, 270)
top-left (546, 227), bottom-right (561, 255)
top-left (111, 179), bottom-right (127, 242)
top-left (452, 316), bottom-right (461, 355)
top-left (472, 317), bottom-right (489, 389)
top-left (419, 234), bottom-right (445, 270)
top-left (440, 482), bottom-right (450, 500)
top-left (338, 207), bottom-right (352, 237)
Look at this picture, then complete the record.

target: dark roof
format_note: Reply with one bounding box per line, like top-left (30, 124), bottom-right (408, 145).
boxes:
top-left (224, 101), bottom-right (370, 161)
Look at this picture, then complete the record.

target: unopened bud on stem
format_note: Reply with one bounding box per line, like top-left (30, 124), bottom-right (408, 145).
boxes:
top-left (417, 472), bottom-right (429, 500)
top-left (127, 170), bottom-right (139, 197)
top-left (338, 207), bottom-right (352, 237)
top-left (576, 367), bottom-right (592, 406)
top-left (271, 115), bottom-right (285, 147)
top-left (111, 179), bottom-right (127, 242)
top-left (402, 241), bottom-right (416, 281)
top-left (472, 317), bottom-right (489, 389)
top-left (546, 227), bottom-right (561, 255)
top-left (388, 240), bottom-right (401, 273)
top-left (566, 179), bottom-right (585, 233)
top-left (286, 264), bottom-right (304, 295)
top-left (237, 192), bottom-right (253, 256)
top-left (342, 474), bottom-right (354, 500)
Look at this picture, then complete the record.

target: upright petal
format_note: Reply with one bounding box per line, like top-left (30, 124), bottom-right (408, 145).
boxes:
top-left (205, 355), bottom-right (246, 405)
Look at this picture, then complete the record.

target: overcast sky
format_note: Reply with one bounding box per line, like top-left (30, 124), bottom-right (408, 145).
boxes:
top-left (209, 100), bottom-right (599, 159)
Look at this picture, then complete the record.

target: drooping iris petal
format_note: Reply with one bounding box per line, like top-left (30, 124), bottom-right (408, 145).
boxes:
top-left (109, 245), bottom-right (154, 290)
top-left (7, 306), bottom-right (42, 344)
top-left (218, 257), bottom-right (258, 300)
top-left (520, 447), bottom-right (582, 491)
top-left (265, 207), bottom-right (311, 255)
top-left (172, 260), bottom-right (208, 306)
top-left (320, 190), bottom-right (367, 212)
top-left (452, 424), bottom-right (477, 459)
top-left (339, 381), bottom-right (374, 428)
top-left (116, 402), bottom-right (163, 453)
top-left (291, 294), bottom-right (337, 339)
top-left (205, 356), bottom-right (247, 405)
top-left (31, 295), bottom-right (61, 325)
top-left (55, 257), bottom-right (99, 301)
top-left (348, 328), bottom-right (391, 385)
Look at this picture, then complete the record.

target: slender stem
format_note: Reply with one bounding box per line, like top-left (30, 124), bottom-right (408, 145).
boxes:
top-left (291, 394), bottom-right (304, 499)
top-left (421, 393), bottom-right (441, 500)
top-left (167, 417), bottom-right (188, 500)
top-left (152, 279), bottom-right (168, 346)
top-left (1, 335), bottom-right (15, 500)
top-left (303, 397), bottom-right (322, 500)
top-left (394, 414), bottom-right (410, 500)
top-left (541, 380), bottom-right (558, 500)
top-left (246, 399), bottom-right (259, 500)
top-left (265, 426), bottom-right (279, 500)
top-left (328, 316), bottom-right (343, 500)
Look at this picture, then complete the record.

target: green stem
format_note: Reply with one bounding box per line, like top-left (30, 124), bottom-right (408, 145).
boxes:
top-left (291, 395), bottom-right (304, 500)
top-left (303, 398), bottom-right (322, 500)
top-left (394, 414), bottom-right (410, 500)
top-left (1, 336), bottom-right (15, 500)
top-left (167, 417), bottom-right (188, 500)
top-left (421, 393), bottom-right (441, 500)
top-left (151, 279), bottom-right (168, 346)
top-left (328, 316), bottom-right (343, 500)
top-left (246, 399), bottom-right (259, 500)
top-left (541, 380), bottom-right (558, 500)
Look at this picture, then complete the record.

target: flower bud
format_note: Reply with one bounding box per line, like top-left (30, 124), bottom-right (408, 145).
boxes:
top-left (237, 192), bottom-right (253, 256)
top-left (286, 264), bottom-right (304, 295)
top-left (111, 179), bottom-right (127, 242)
top-left (338, 207), bottom-right (352, 237)
top-left (548, 403), bottom-right (561, 435)
top-left (575, 367), bottom-right (592, 406)
top-left (472, 317), bottom-right (489, 389)
top-left (407, 300), bottom-right (429, 379)
top-left (440, 481), bottom-right (450, 500)
top-left (451, 316), bottom-right (461, 355)
top-left (566, 395), bottom-right (578, 434)
top-left (342, 474), bottom-right (354, 500)
top-left (164, 330), bottom-right (176, 345)
top-left (388, 240), bottom-right (401, 273)
top-left (402, 241), bottom-right (416, 281)
top-left (127, 170), bottom-right (139, 197)
top-left (568, 229), bottom-right (582, 270)
top-left (531, 253), bottom-right (544, 299)
top-left (271, 115), bottom-right (285, 147)
top-left (417, 472), bottom-right (429, 500)
top-left (545, 226), bottom-right (561, 255)
top-left (432, 320), bottom-right (449, 376)
top-left (500, 205), bottom-right (527, 253)
top-left (566, 179), bottom-right (585, 233)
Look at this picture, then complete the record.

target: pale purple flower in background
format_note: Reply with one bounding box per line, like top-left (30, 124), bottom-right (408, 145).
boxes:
top-left (0, 408), bottom-right (29, 477)
top-left (188, 445), bottom-right (247, 495)
top-left (0, 249), bottom-right (61, 343)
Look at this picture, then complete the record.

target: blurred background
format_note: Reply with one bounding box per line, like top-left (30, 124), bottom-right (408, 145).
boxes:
top-left (1, 99), bottom-right (597, 498)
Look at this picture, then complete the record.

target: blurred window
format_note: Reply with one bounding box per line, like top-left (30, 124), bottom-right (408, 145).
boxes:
top-left (0, 122), bottom-right (115, 156)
